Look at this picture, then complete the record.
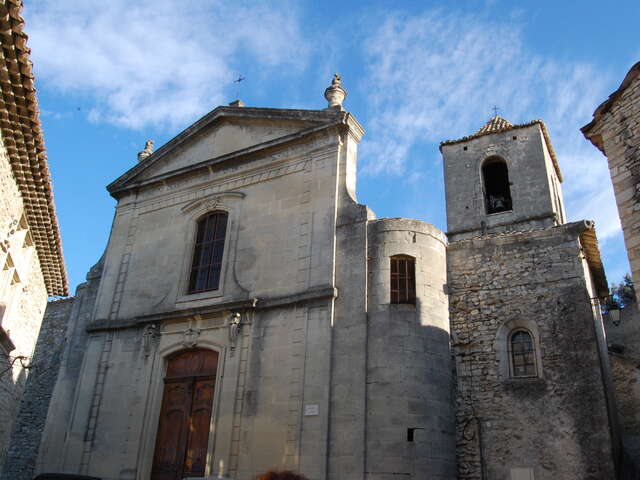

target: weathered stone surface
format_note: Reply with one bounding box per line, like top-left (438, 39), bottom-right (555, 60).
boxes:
top-left (603, 302), bottom-right (640, 470)
top-left (0, 131), bottom-right (49, 472)
top-left (15, 86), bottom-right (622, 480)
top-left (2, 297), bottom-right (73, 480)
top-left (582, 61), bottom-right (640, 293)
top-left (441, 121), bottom-right (565, 242)
top-left (24, 100), bottom-right (451, 480)
top-left (365, 218), bottom-right (456, 480)
top-left (448, 225), bottom-right (616, 479)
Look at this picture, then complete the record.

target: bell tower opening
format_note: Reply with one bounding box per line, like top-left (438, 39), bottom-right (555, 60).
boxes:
top-left (482, 157), bottom-right (512, 214)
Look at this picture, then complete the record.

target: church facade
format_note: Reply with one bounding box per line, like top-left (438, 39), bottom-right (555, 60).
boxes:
top-left (11, 77), bottom-right (622, 480)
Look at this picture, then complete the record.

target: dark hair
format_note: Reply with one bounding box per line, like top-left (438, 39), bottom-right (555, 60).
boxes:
top-left (256, 471), bottom-right (308, 480)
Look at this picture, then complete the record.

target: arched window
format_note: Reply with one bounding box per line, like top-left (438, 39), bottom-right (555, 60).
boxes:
top-left (188, 211), bottom-right (228, 293)
top-left (482, 157), bottom-right (512, 214)
top-left (509, 329), bottom-right (536, 377)
top-left (390, 255), bottom-right (415, 304)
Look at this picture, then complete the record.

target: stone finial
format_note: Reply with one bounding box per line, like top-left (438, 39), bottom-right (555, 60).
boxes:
top-left (137, 140), bottom-right (154, 162)
top-left (324, 73), bottom-right (347, 110)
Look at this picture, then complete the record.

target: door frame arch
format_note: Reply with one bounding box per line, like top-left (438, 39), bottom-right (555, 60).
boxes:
top-left (138, 338), bottom-right (227, 480)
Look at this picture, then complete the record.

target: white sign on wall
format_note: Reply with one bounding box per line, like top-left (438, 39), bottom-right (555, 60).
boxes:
top-left (304, 404), bottom-right (319, 416)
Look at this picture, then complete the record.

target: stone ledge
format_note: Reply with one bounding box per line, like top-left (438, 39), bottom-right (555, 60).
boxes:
top-left (86, 285), bottom-right (337, 332)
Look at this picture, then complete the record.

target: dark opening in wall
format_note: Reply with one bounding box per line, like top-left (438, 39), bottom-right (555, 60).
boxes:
top-left (390, 255), bottom-right (416, 304)
top-left (482, 157), bottom-right (513, 214)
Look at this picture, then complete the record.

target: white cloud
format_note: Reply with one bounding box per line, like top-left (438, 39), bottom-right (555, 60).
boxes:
top-left (359, 9), bottom-right (620, 239)
top-left (24, 0), bottom-right (308, 130)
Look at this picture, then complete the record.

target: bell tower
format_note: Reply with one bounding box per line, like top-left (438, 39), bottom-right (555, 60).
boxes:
top-left (440, 116), bottom-right (566, 241)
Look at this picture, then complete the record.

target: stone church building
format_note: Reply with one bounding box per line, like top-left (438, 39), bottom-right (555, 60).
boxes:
top-left (4, 73), bottom-right (626, 480)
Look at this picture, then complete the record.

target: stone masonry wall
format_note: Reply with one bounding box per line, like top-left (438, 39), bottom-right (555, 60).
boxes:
top-left (0, 120), bottom-right (49, 472)
top-left (442, 123), bottom-right (562, 242)
top-left (448, 223), bottom-right (616, 480)
top-left (2, 298), bottom-right (74, 480)
top-left (587, 72), bottom-right (640, 290)
top-left (604, 302), bottom-right (640, 466)
top-left (366, 218), bottom-right (456, 480)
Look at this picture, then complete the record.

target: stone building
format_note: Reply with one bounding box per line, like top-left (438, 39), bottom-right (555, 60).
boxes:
top-left (22, 77), bottom-right (458, 480)
top-left (441, 117), bottom-right (618, 479)
top-left (0, 0), bottom-right (68, 472)
top-left (8, 76), bottom-right (622, 480)
top-left (582, 61), bottom-right (640, 289)
top-left (582, 60), bottom-right (640, 475)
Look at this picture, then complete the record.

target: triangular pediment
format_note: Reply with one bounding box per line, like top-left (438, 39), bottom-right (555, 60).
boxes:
top-left (108, 106), bottom-right (346, 195)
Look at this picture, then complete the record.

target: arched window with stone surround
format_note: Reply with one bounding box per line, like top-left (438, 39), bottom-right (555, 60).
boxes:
top-left (482, 156), bottom-right (513, 214)
top-left (509, 329), bottom-right (537, 377)
top-left (188, 211), bottom-right (228, 293)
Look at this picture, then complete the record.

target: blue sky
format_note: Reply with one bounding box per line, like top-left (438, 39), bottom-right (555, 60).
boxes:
top-left (22, 0), bottom-right (640, 293)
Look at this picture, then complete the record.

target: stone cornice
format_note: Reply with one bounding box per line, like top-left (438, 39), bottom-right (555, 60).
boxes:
top-left (86, 285), bottom-right (337, 332)
top-left (109, 121), bottom-right (344, 199)
top-left (108, 106), bottom-right (364, 197)
top-left (115, 138), bottom-right (334, 216)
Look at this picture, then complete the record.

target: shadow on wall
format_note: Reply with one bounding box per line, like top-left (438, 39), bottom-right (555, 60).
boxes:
top-left (367, 297), bottom-right (457, 479)
top-left (604, 300), bottom-right (640, 475)
top-left (0, 356), bottom-right (27, 470)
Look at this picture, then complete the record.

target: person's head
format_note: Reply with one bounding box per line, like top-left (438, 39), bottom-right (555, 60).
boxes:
top-left (255, 470), bottom-right (308, 480)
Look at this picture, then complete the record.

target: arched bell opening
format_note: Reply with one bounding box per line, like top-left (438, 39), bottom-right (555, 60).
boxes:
top-left (482, 157), bottom-right (513, 214)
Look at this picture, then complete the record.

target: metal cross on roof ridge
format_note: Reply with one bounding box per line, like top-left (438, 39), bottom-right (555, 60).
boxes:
top-left (492, 105), bottom-right (500, 117)
top-left (233, 74), bottom-right (246, 100)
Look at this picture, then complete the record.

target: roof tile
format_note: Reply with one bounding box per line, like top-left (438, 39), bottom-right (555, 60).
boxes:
top-left (0, 0), bottom-right (67, 295)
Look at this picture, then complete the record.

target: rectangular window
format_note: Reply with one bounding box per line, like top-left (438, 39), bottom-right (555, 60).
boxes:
top-left (390, 256), bottom-right (416, 304)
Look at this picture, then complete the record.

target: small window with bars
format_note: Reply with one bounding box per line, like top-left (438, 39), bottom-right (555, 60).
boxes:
top-left (390, 255), bottom-right (416, 304)
top-left (188, 211), bottom-right (228, 294)
top-left (509, 329), bottom-right (537, 377)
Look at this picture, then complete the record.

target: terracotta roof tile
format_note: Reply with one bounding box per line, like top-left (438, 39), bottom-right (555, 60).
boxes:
top-left (0, 0), bottom-right (67, 295)
top-left (476, 115), bottom-right (513, 134)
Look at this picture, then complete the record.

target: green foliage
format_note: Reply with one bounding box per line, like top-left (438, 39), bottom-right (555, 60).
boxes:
top-left (608, 273), bottom-right (636, 309)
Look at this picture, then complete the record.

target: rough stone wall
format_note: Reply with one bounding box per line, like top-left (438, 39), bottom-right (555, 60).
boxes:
top-left (610, 354), bottom-right (640, 465)
top-left (585, 73), bottom-right (640, 289)
top-left (448, 224), bottom-right (616, 480)
top-left (604, 302), bottom-right (640, 467)
top-left (0, 124), bottom-right (49, 471)
top-left (2, 297), bottom-right (74, 480)
top-left (604, 301), bottom-right (640, 358)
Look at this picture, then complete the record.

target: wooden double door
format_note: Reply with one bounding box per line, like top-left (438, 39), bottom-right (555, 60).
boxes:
top-left (151, 349), bottom-right (219, 480)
